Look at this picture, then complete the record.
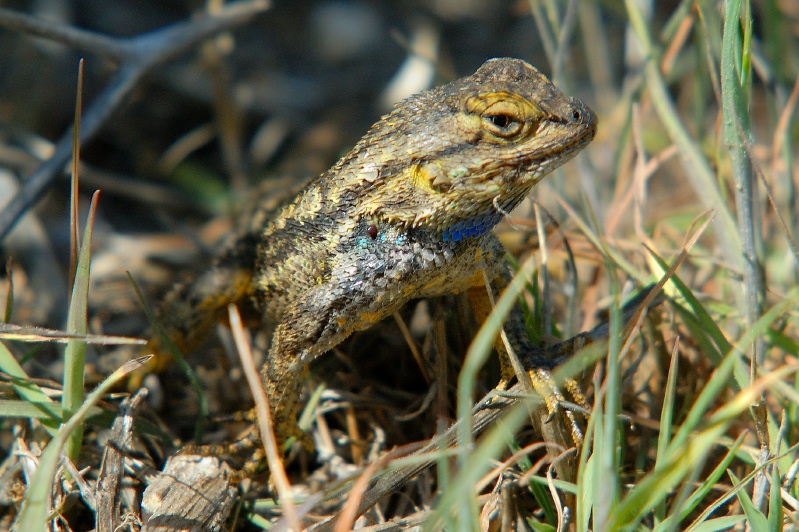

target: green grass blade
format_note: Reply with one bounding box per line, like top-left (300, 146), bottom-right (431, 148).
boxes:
top-left (594, 283), bottom-right (622, 529)
top-left (670, 289), bottom-right (798, 454)
top-left (0, 399), bottom-right (64, 420)
top-left (722, 0), bottom-right (761, 370)
top-left (606, 361), bottom-right (795, 530)
top-left (654, 341), bottom-right (680, 524)
top-left (690, 516), bottom-right (746, 532)
top-left (61, 190), bottom-right (99, 460)
top-left (456, 253), bottom-right (536, 460)
top-left (664, 342), bottom-right (737, 457)
top-left (728, 470), bottom-right (769, 531)
top-left (659, 433), bottom-right (745, 531)
top-left (0, 341), bottom-right (59, 434)
top-left (767, 457), bottom-right (783, 530)
top-left (646, 250), bottom-right (731, 360)
top-left (686, 442), bottom-right (799, 530)
top-left (584, 407), bottom-right (601, 531)
top-left (679, 433), bottom-right (745, 522)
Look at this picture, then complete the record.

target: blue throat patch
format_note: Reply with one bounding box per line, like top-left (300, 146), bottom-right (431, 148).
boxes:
top-left (441, 212), bottom-right (505, 242)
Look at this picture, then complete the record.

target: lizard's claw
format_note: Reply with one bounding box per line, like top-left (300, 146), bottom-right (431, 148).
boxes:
top-left (527, 368), bottom-right (587, 447)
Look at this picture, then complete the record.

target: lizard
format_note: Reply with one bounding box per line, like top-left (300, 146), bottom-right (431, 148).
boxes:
top-left (153, 57), bottom-right (598, 451)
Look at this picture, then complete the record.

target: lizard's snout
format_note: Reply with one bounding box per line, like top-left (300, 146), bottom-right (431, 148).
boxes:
top-left (569, 99), bottom-right (597, 142)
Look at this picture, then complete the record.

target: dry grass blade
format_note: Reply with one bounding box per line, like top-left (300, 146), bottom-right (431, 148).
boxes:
top-left (0, 323), bottom-right (145, 345)
top-left (69, 59), bottom-right (83, 286)
top-left (227, 304), bottom-right (298, 530)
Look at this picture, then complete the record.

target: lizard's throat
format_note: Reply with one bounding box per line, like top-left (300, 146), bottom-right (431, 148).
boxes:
top-left (441, 212), bottom-right (505, 242)
top-left (440, 194), bottom-right (523, 243)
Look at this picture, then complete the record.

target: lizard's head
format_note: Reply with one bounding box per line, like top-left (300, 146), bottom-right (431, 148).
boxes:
top-left (350, 57), bottom-right (596, 241)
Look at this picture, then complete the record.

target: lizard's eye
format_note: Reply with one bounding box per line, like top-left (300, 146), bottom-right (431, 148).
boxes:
top-left (483, 113), bottom-right (523, 137)
top-left (488, 114), bottom-right (511, 128)
top-left (465, 92), bottom-right (543, 141)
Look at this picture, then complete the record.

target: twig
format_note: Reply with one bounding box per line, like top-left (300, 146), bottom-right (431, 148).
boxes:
top-left (96, 389), bottom-right (148, 532)
top-left (0, 0), bottom-right (270, 240)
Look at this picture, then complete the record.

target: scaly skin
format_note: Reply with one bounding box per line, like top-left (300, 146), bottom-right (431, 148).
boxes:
top-left (155, 58), bottom-right (597, 447)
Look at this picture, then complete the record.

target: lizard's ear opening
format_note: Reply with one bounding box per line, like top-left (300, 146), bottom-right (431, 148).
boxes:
top-left (410, 162), bottom-right (453, 193)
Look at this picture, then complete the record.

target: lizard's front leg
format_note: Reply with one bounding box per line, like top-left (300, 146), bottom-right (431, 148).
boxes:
top-left (467, 236), bottom-right (660, 456)
top-left (260, 296), bottom-right (332, 451)
top-left (260, 331), bottom-right (312, 452)
top-left (260, 275), bottom-right (404, 452)
top-left (466, 235), bottom-right (588, 448)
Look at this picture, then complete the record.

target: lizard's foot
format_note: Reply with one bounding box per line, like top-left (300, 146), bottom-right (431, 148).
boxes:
top-left (175, 403), bottom-right (312, 480)
top-left (526, 368), bottom-right (588, 447)
top-left (520, 284), bottom-right (662, 447)
top-left (236, 423), bottom-right (313, 480)
top-left (179, 423), bottom-right (260, 457)
top-left (495, 377), bottom-right (512, 392)
top-left (211, 406), bottom-right (314, 452)
top-left (175, 428), bottom-right (308, 482)
top-left (177, 425), bottom-right (264, 481)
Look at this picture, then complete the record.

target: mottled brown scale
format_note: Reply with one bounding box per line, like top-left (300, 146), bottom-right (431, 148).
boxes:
top-left (154, 58), bottom-right (597, 449)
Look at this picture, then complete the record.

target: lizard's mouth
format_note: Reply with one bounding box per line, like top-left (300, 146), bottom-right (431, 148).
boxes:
top-left (542, 99), bottom-right (597, 155)
top-left (512, 104), bottom-right (597, 175)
